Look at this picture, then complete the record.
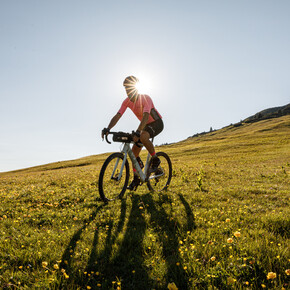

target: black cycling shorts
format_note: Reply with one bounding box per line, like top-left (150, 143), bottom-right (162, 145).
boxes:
top-left (134, 119), bottom-right (164, 147)
top-left (144, 118), bottom-right (164, 139)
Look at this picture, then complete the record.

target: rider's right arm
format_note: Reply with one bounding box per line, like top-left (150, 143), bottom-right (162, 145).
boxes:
top-left (102, 113), bottom-right (122, 139)
top-left (108, 113), bottom-right (122, 131)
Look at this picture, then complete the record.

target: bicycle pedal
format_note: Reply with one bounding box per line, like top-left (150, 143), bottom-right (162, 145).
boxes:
top-left (127, 184), bottom-right (139, 191)
top-left (127, 178), bottom-right (141, 191)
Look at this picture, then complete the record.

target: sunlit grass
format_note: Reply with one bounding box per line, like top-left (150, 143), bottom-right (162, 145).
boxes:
top-left (0, 115), bottom-right (289, 289)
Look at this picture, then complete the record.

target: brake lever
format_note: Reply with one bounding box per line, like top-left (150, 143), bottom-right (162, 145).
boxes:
top-left (105, 134), bottom-right (111, 144)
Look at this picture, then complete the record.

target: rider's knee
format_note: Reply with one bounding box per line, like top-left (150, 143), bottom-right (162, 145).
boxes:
top-left (140, 131), bottom-right (150, 143)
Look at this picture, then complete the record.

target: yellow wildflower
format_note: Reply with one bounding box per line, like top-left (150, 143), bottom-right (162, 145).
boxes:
top-left (53, 264), bottom-right (59, 270)
top-left (234, 231), bottom-right (241, 238)
top-left (267, 272), bottom-right (277, 279)
top-left (285, 269), bottom-right (290, 275)
top-left (227, 238), bottom-right (233, 243)
top-left (42, 261), bottom-right (48, 268)
top-left (210, 256), bottom-right (216, 261)
top-left (225, 218), bottom-right (230, 222)
top-left (168, 282), bottom-right (178, 290)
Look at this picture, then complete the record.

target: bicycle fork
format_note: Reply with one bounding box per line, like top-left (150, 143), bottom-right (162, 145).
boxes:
top-left (111, 151), bottom-right (128, 182)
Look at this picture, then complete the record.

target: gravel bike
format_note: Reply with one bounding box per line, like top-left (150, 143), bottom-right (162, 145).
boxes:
top-left (98, 131), bottom-right (172, 202)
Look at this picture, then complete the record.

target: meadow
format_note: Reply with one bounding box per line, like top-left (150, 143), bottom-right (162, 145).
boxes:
top-left (0, 115), bottom-right (289, 289)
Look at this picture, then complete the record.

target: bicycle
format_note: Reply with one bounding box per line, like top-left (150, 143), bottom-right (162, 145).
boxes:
top-left (98, 131), bottom-right (172, 202)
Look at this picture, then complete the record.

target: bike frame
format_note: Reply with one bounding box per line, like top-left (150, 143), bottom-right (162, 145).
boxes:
top-left (111, 141), bottom-right (164, 183)
top-left (112, 143), bottom-right (149, 182)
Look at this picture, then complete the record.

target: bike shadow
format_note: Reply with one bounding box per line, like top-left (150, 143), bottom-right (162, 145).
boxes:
top-left (84, 194), bottom-right (152, 288)
top-left (59, 203), bottom-right (105, 272)
top-left (58, 191), bottom-right (196, 289)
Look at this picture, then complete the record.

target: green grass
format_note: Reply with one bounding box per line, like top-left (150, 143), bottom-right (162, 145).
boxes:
top-left (0, 115), bottom-right (289, 289)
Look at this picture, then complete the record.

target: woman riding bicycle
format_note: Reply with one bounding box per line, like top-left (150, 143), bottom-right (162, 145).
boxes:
top-left (101, 75), bottom-right (164, 190)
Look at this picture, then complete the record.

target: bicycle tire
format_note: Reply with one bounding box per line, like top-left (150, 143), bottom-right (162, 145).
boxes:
top-left (147, 152), bottom-right (172, 192)
top-left (98, 153), bottom-right (130, 202)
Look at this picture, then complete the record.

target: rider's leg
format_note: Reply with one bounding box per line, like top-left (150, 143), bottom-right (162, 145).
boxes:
top-left (128, 144), bottom-right (142, 191)
top-left (140, 131), bottom-right (160, 171)
top-left (132, 143), bottom-right (142, 158)
top-left (131, 143), bottom-right (142, 174)
top-left (139, 131), bottom-right (155, 155)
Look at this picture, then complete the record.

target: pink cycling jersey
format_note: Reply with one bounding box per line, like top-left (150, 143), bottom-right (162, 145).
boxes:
top-left (118, 94), bottom-right (162, 124)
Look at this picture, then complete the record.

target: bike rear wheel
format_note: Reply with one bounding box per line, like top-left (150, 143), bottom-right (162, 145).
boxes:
top-left (98, 153), bottom-right (129, 202)
top-left (147, 152), bottom-right (172, 192)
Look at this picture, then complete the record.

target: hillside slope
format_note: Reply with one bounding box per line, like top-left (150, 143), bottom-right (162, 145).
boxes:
top-left (1, 115), bottom-right (289, 176)
top-left (0, 116), bottom-right (289, 289)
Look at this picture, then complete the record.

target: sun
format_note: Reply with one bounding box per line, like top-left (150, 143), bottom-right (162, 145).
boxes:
top-left (134, 75), bottom-right (153, 95)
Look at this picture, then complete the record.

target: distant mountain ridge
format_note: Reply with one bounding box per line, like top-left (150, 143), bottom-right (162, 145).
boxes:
top-left (188, 103), bottom-right (290, 139)
top-left (243, 103), bottom-right (290, 123)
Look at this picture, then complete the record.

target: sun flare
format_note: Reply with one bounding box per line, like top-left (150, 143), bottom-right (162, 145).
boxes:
top-left (135, 76), bottom-right (153, 94)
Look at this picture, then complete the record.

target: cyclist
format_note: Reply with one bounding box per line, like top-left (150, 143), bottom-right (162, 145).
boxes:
top-left (101, 75), bottom-right (164, 190)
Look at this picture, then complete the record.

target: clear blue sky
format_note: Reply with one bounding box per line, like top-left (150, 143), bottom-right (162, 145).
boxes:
top-left (1, 0), bottom-right (289, 172)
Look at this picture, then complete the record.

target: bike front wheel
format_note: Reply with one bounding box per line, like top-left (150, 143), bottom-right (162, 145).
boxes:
top-left (147, 152), bottom-right (172, 192)
top-left (98, 153), bottom-right (129, 202)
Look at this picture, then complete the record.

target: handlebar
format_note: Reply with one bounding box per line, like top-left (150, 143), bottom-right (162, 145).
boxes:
top-left (103, 131), bottom-right (133, 144)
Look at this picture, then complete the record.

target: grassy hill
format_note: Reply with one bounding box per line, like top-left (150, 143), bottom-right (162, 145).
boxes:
top-left (243, 103), bottom-right (290, 123)
top-left (0, 115), bottom-right (289, 289)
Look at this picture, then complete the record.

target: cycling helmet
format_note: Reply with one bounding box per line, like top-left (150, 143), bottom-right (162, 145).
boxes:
top-left (123, 75), bottom-right (139, 87)
top-left (123, 75), bottom-right (139, 100)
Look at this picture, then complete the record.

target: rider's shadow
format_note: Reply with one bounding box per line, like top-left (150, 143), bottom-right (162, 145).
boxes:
top-left (59, 191), bottom-right (196, 289)
top-left (83, 194), bottom-right (153, 288)
top-left (141, 192), bottom-right (196, 289)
